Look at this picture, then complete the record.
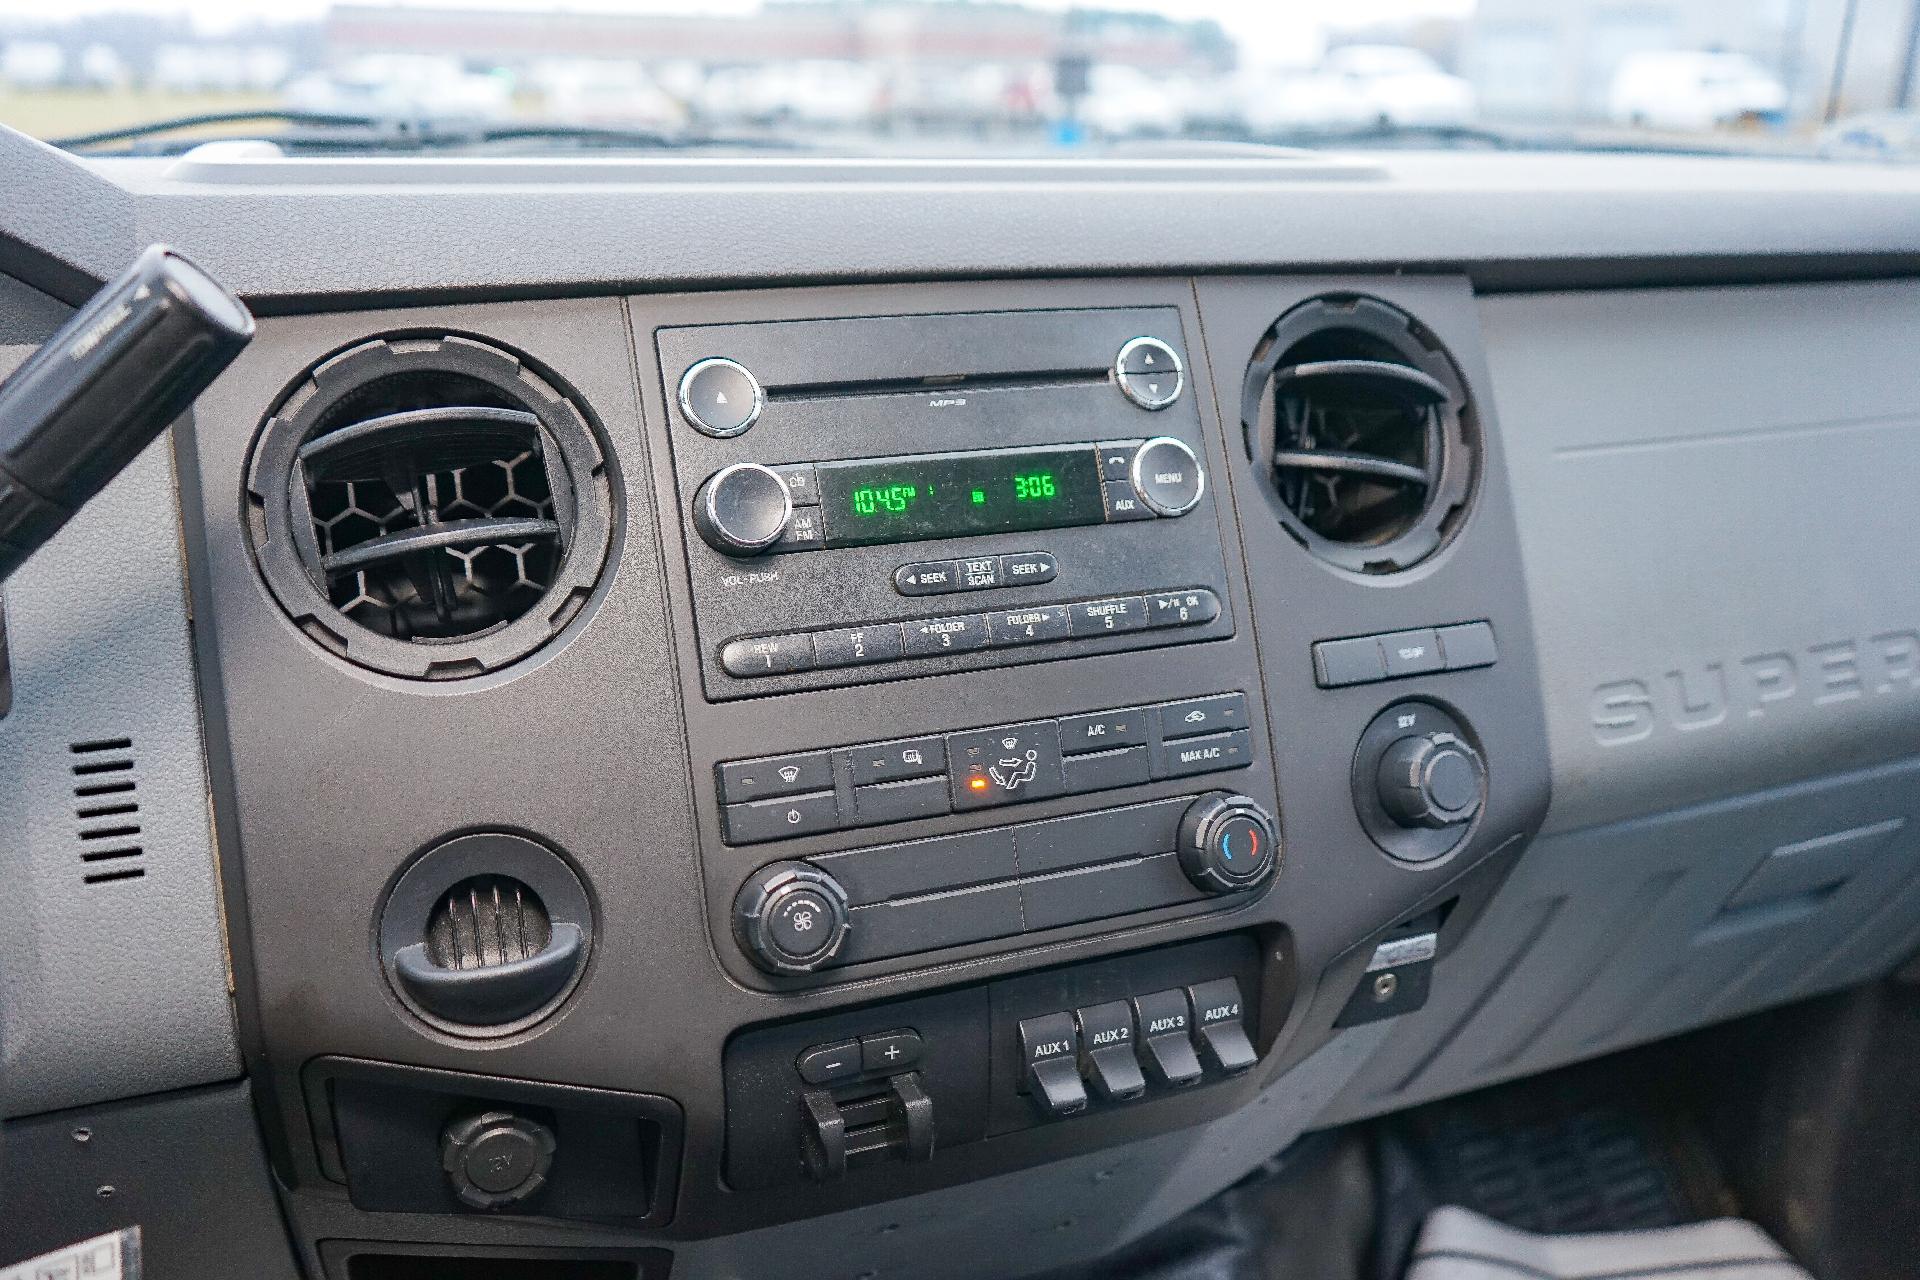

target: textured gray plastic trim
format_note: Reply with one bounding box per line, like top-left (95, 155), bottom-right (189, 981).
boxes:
top-left (1320, 755), bottom-right (1920, 1125)
top-left (0, 1081), bottom-right (299, 1278)
top-left (1490, 280), bottom-right (1920, 834)
top-left (7, 126), bottom-right (1920, 305)
top-left (0, 344), bottom-right (239, 1118)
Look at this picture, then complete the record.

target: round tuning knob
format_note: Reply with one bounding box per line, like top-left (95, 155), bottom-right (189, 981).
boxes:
top-left (733, 861), bottom-right (851, 974)
top-left (694, 462), bottom-right (793, 556)
top-left (1176, 793), bottom-right (1278, 895)
top-left (1377, 732), bottom-right (1485, 830)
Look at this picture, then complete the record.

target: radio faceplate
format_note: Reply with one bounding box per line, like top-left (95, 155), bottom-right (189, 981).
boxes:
top-left (656, 308), bottom-right (1235, 700)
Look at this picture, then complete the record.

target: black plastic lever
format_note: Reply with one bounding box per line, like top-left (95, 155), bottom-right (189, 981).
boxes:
top-left (0, 244), bottom-right (253, 583)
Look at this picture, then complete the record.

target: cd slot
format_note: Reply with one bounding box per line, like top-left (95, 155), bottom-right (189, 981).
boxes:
top-left (766, 366), bottom-right (1109, 404)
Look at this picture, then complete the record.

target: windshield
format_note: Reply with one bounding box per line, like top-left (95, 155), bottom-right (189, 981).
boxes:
top-left (0, 0), bottom-right (1911, 160)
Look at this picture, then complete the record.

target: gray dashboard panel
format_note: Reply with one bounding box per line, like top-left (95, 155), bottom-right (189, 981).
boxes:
top-left (0, 340), bottom-right (239, 1117)
top-left (1492, 280), bottom-right (1920, 834)
top-left (1319, 280), bottom-right (1920, 1122)
top-left (6, 126), bottom-right (1920, 305)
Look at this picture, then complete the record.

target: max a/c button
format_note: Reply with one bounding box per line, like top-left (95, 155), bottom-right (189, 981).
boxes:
top-left (1153, 728), bottom-right (1252, 779)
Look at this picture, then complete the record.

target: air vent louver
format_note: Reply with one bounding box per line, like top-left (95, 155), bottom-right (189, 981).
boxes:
top-left (71, 737), bottom-right (144, 885)
top-left (425, 875), bottom-right (552, 971)
top-left (248, 335), bottom-right (613, 680)
top-left (1242, 297), bottom-right (1475, 574)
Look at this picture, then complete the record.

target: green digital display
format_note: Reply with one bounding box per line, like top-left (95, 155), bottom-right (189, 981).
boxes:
top-left (818, 446), bottom-right (1104, 547)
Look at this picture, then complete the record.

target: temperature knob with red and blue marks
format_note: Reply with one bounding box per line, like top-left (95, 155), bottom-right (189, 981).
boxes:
top-left (1176, 793), bottom-right (1279, 895)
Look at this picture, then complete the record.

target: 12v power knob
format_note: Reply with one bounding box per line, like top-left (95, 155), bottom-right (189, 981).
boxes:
top-left (1377, 732), bottom-right (1485, 830)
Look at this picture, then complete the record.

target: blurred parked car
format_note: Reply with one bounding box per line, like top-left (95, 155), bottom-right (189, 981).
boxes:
top-left (0, 41), bottom-right (64, 90)
top-left (526, 59), bottom-right (685, 130)
top-left (1228, 67), bottom-right (1378, 136)
top-left (1608, 51), bottom-right (1787, 130)
top-left (1080, 65), bottom-right (1188, 138)
top-left (285, 55), bottom-right (513, 124)
top-left (1322, 45), bottom-right (1476, 128)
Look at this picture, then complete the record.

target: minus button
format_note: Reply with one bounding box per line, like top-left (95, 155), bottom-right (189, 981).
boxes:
top-left (796, 1039), bottom-right (862, 1085)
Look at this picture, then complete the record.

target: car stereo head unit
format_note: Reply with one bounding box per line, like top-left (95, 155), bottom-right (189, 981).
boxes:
top-left (656, 307), bottom-right (1235, 700)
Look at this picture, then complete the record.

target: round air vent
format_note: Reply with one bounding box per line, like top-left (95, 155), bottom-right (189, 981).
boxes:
top-left (247, 334), bottom-right (613, 680)
top-left (1240, 297), bottom-right (1475, 574)
top-left (378, 833), bottom-right (593, 1037)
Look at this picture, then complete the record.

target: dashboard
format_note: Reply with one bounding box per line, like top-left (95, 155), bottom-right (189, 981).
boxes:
top-left (3, 132), bottom-right (1920, 1280)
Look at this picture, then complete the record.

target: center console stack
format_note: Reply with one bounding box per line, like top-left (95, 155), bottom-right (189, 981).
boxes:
top-left (655, 304), bottom-right (1278, 989)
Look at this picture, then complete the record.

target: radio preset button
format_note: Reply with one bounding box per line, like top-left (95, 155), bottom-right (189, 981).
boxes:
top-left (1101, 480), bottom-right (1153, 522)
top-left (894, 560), bottom-right (958, 596)
top-left (678, 357), bottom-right (763, 437)
top-left (846, 737), bottom-right (946, 786)
top-left (1130, 437), bottom-right (1204, 517)
top-left (721, 633), bottom-right (814, 678)
top-left (813, 623), bottom-right (906, 668)
top-left (998, 550), bottom-right (1057, 585)
top-left (955, 555), bottom-right (1001, 590)
top-left (903, 613), bottom-right (990, 657)
top-left (1147, 589), bottom-right (1220, 628)
top-left (948, 721), bottom-right (1065, 810)
top-left (1069, 596), bottom-right (1150, 636)
top-left (987, 604), bottom-right (1071, 646)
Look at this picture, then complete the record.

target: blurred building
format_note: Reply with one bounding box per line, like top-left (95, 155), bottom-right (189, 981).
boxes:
top-left (325, 2), bottom-right (1229, 75)
top-left (1462, 0), bottom-right (1920, 122)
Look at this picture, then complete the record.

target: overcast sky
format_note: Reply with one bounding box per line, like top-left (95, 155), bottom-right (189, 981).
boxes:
top-left (0, 0), bottom-right (1476, 59)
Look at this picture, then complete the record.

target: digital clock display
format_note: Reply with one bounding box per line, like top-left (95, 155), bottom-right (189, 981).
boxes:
top-left (817, 445), bottom-right (1105, 548)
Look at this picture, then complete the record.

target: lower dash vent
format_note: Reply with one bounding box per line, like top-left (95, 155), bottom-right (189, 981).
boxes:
top-left (70, 737), bottom-right (144, 885)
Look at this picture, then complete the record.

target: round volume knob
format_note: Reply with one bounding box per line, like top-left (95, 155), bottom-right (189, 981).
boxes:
top-left (440, 1110), bottom-right (556, 1211)
top-left (1377, 732), bottom-right (1485, 830)
top-left (733, 861), bottom-right (851, 974)
top-left (1130, 436), bottom-right (1205, 517)
top-left (1177, 793), bottom-right (1278, 895)
top-left (694, 462), bottom-right (793, 556)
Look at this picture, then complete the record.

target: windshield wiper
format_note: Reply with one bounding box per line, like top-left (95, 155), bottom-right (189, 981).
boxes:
top-left (50, 110), bottom-right (809, 157)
